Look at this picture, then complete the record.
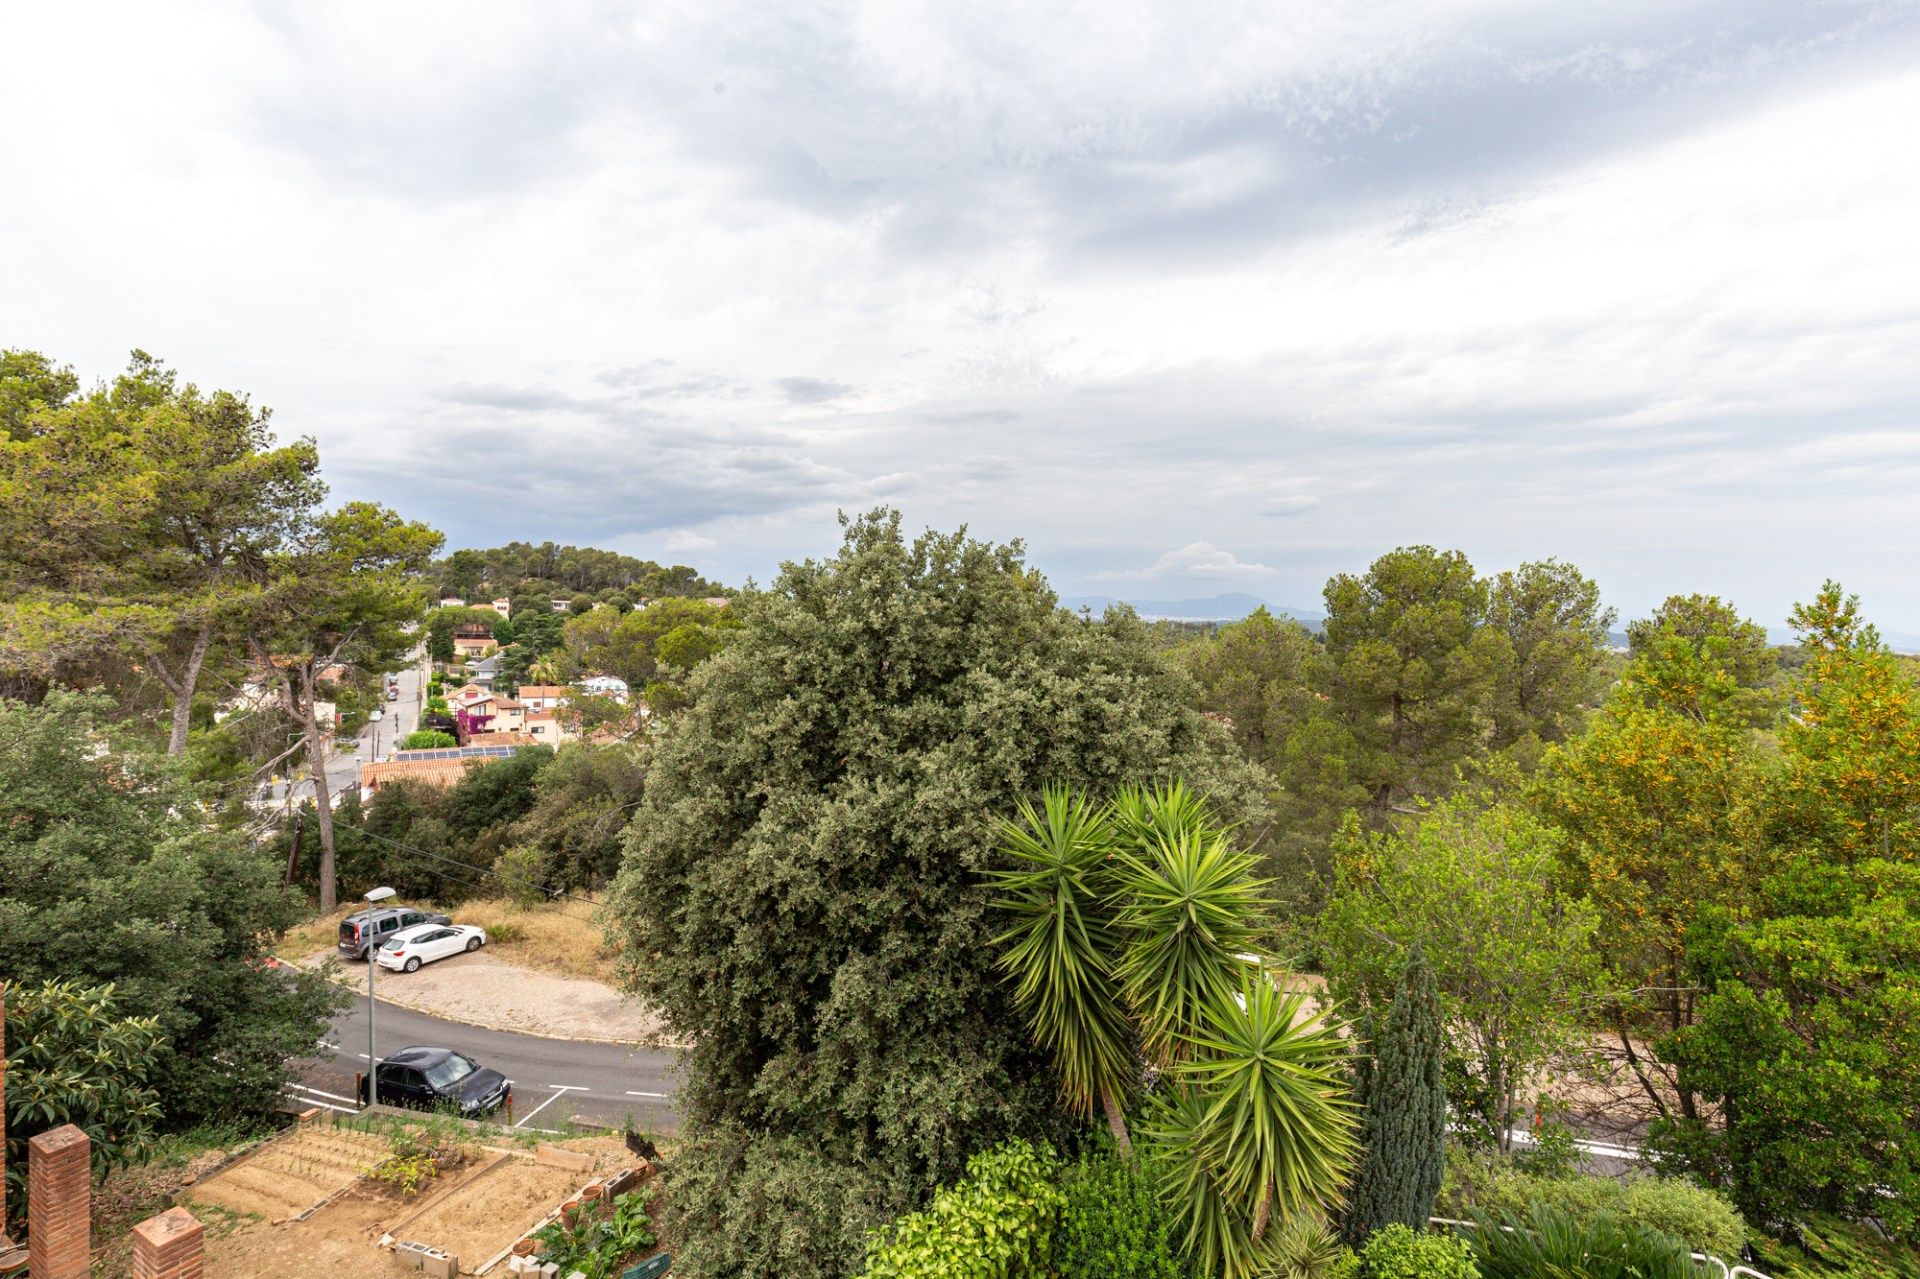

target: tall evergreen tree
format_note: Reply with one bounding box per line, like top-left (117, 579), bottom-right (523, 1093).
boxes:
top-left (1343, 944), bottom-right (1446, 1245)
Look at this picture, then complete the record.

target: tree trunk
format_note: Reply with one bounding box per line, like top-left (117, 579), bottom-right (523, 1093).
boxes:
top-left (296, 670), bottom-right (339, 912)
top-left (1100, 1085), bottom-right (1133, 1159)
top-left (1251, 1177), bottom-right (1273, 1242)
top-left (164, 623), bottom-right (215, 756)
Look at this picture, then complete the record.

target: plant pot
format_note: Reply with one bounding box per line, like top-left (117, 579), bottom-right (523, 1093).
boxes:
top-left (512, 1239), bottom-right (536, 1257)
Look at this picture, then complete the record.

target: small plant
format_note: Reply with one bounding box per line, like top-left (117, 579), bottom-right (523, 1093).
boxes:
top-left (362, 1122), bottom-right (463, 1196)
top-left (1359, 1222), bottom-right (1478, 1279)
top-left (1511, 1107), bottom-right (1582, 1180)
top-left (862, 1139), bottom-right (1063, 1279)
top-left (1051, 1149), bottom-right (1184, 1279)
top-left (532, 1188), bottom-right (658, 1279)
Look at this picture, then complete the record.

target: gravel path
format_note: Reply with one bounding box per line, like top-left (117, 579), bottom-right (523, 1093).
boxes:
top-left (297, 949), bottom-right (674, 1045)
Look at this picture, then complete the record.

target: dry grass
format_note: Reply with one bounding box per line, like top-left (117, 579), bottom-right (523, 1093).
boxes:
top-left (279, 895), bottom-right (621, 983)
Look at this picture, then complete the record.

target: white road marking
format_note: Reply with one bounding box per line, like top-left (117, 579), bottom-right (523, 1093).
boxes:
top-left (283, 1091), bottom-right (357, 1114)
top-left (514, 1085), bottom-right (586, 1129)
top-left (624, 1091), bottom-right (669, 1099)
top-left (288, 1083), bottom-right (359, 1104)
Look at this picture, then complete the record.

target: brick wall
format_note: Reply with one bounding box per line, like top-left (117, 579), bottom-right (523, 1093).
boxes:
top-left (132, 1207), bottom-right (205, 1279)
top-left (27, 1123), bottom-right (90, 1279)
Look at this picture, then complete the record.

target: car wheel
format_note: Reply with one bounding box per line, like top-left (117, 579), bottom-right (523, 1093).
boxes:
top-left (465, 936), bottom-right (482, 952)
top-left (404, 957), bottom-right (421, 973)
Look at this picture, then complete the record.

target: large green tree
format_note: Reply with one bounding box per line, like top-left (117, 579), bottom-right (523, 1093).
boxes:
top-left (0, 352), bottom-right (324, 753)
top-left (247, 502), bottom-right (441, 910)
top-left (1321, 547), bottom-right (1510, 819)
top-left (606, 511), bottom-right (1261, 1279)
top-left (1485, 558), bottom-right (1615, 751)
top-left (1655, 859), bottom-right (1920, 1240)
top-left (1317, 795), bottom-right (1602, 1150)
top-left (0, 693), bottom-right (344, 1136)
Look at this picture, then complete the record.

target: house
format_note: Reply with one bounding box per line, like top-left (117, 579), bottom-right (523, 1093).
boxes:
top-left (516, 684), bottom-right (570, 711)
top-left (470, 653), bottom-right (501, 689)
top-left (359, 741), bottom-right (524, 796)
top-left (491, 597), bottom-right (511, 618)
top-left (452, 622), bottom-right (497, 658)
top-left (524, 709), bottom-right (572, 744)
top-left (438, 596), bottom-right (466, 608)
top-left (578, 674), bottom-right (629, 701)
top-left (703, 596), bottom-right (731, 608)
top-left (486, 696), bottom-right (526, 733)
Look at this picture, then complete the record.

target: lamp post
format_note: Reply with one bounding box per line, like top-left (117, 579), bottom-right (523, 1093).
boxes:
top-left (363, 885), bottom-right (395, 1107)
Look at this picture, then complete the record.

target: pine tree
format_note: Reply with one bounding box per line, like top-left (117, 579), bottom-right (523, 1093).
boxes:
top-left (1343, 943), bottom-right (1446, 1245)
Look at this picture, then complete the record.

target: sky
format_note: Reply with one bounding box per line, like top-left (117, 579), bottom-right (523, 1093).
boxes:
top-left (6, 2), bottom-right (1920, 630)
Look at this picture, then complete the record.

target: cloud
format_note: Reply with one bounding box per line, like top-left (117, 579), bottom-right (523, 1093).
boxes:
top-left (775, 375), bottom-right (854, 404)
top-left (6, 3), bottom-right (1920, 625)
top-left (1093, 542), bottom-right (1281, 584)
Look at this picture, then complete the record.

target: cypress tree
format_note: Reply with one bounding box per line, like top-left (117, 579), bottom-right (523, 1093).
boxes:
top-left (1343, 943), bottom-right (1446, 1245)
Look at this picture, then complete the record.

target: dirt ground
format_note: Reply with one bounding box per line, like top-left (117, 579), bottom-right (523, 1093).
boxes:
top-left (282, 897), bottom-right (621, 983)
top-left (192, 1132), bottom-right (635, 1279)
top-left (293, 944), bottom-right (672, 1045)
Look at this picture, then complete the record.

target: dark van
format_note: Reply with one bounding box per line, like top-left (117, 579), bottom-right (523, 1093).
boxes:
top-left (337, 905), bottom-right (450, 960)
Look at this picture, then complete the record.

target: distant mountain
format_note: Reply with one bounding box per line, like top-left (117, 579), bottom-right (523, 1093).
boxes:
top-left (1058, 592), bottom-right (1324, 624)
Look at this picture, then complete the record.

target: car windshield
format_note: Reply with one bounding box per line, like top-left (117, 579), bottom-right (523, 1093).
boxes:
top-left (422, 1053), bottom-right (478, 1090)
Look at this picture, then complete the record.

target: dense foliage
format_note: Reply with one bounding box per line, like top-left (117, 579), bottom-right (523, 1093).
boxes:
top-left (1356, 1223), bottom-right (1478, 1279)
top-left (607, 512), bottom-right (1262, 1279)
top-left (430, 540), bottom-right (724, 603)
top-left (2, 981), bottom-right (162, 1228)
top-left (1343, 945), bottom-right (1445, 1244)
top-left (1318, 795), bottom-right (1601, 1149)
top-left (0, 693), bottom-right (345, 1135)
top-left (1439, 1150), bottom-right (1746, 1259)
top-left (1051, 1150), bottom-right (1188, 1279)
top-left (1464, 1205), bottom-right (1701, 1279)
top-left (861, 1140), bottom-right (1064, 1279)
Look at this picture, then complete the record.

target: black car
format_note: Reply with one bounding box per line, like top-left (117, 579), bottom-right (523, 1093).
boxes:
top-left (370, 1046), bottom-right (511, 1115)
top-left (337, 905), bottom-right (451, 960)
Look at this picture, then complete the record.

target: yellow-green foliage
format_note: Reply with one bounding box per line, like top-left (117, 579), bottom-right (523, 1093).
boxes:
top-left (862, 1141), bottom-right (1064, 1279)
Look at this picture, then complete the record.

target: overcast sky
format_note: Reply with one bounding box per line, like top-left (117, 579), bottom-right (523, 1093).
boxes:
top-left (7, 2), bottom-right (1920, 629)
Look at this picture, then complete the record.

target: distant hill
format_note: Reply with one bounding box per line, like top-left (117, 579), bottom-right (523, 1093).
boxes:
top-left (1058, 592), bottom-right (1324, 624)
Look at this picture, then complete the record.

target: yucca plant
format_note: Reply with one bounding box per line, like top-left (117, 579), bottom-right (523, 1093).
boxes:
top-left (987, 784), bottom-right (1139, 1153)
top-left (1467, 1203), bottom-right (1708, 1279)
top-left (1108, 782), bottom-right (1271, 1064)
top-left (1145, 975), bottom-right (1359, 1277)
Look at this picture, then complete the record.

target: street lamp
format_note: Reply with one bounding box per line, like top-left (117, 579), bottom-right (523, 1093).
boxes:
top-left (363, 885), bottom-right (395, 1107)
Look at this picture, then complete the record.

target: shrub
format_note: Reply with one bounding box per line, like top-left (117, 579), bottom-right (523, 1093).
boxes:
top-left (1358, 1222), bottom-right (1478, 1279)
top-left (402, 729), bottom-right (457, 750)
top-left (1466, 1204), bottom-right (1701, 1279)
top-left (1265, 1212), bottom-right (1350, 1279)
top-left (1440, 1149), bottom-right (1745, 1259)
top-left (1051, 1151), bottom-right (1185, 1279)
top-left (862, 1140), bottom-right (1064, 1279)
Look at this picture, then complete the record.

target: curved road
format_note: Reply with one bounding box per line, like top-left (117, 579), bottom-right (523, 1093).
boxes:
top-left (297, 996), bottom-right (682, 1135)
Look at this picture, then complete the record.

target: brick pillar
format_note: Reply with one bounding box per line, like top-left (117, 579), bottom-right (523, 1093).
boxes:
top-left (27, 1123), bottom-right (90, 1279)
top-left (132, 1207), bottom-right (205, 1279)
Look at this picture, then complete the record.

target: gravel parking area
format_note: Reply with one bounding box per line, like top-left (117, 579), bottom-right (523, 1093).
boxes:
top-left (298, 949), bottom-right (672, 1045)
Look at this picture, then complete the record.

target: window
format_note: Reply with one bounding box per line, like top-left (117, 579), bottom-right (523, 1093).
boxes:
top-left (422, 1053), bottom-right (478, 1091)
top-left (378, 917), bottom-right (399, 933)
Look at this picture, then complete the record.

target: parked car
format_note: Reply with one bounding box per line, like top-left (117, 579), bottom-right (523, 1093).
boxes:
top-left (337, 905), bottom-right (451, 960)
top-left (375, 923), bottom-right (488, 973)
top-left (369, 709), bottom-right (384, 722)
top-left (370, 1045), bottom-right (510, 1115)
top-left (386, 687), bottom-right (399, 701)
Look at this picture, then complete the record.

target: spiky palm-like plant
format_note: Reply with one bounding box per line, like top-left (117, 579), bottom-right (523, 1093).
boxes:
top-left (987, 784), bottom-right (1138, 1153)
top-left (1146, 973), bottom-right (1360, 1278)
top-left (1108, 783), bottom-right (1271, 1064)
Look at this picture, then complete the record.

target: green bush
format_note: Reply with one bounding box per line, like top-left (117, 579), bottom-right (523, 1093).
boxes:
top-left (862, 1140), bottom-right (1063, 1279)
top-left (1753, 1213), bottom-right (1920, 1279)
top-left (1441, 1148), bottom-right (1745, 1258)
top-left (402, 730), bottom-right (457, 750)
top-left (1466, 1204), bottom-right (1701, 1279)
top-left (1264, 1212), bottom-right (1350, 1279)
top-left (1051, 1151), bottom-right (1185, 1279)
top-left (1359, 1223), bottom-right (1478, 1279)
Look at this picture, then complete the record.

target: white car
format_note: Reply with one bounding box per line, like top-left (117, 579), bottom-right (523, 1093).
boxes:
top-left (375, 923), bottom-right (487, 973)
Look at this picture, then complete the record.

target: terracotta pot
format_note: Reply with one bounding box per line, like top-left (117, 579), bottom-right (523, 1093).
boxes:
top-left (512, 1239), bottom-right (536, 1257)
top-left (583, 1185), bottom-right (606, 1202)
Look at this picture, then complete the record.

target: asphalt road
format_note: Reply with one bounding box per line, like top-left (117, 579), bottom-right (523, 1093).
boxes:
top-left (295, 996), bottom-right (682, 1135)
